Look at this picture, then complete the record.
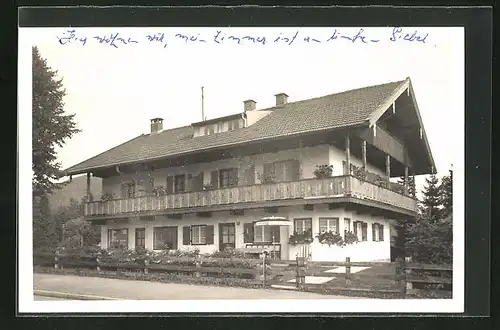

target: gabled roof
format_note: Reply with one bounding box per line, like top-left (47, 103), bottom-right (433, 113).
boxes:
top-left (65, 78), bottom-right (417, 175)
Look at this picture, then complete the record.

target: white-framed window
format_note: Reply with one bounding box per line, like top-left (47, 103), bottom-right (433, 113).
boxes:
top-left (228, 119), bottom-right (241, 131)
top-left (344, 218), bottom-right (351, 233)
top-left (294, 218), bottom-right (312, 238)
top-left (372, 223), bottom-right (380, 241)
top-left (153, 226), bottom-right (178, 250)
top-left (254, 225), bottom-right (280, 243)
top-left (356, 221), bottom-right (363, 241)
top-left (217, 122), bottom-right (224, 133)
top-left (191, 225), bottom-right (206, 245)
top-left (204, 125), bottom-right (215, 136)
top-left (319, 217), bottom-right (339, 234)
top-left (108, 228), bottom-right (128, 249)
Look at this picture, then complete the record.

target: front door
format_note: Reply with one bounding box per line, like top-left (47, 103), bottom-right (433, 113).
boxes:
top-left (219, 223), bottom-right (236, 251)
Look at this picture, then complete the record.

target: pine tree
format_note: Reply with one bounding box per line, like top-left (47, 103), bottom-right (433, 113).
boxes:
top-left (419, 173), bottom-right (442, 224)
top-left (32, 46), bottom-right (81, 197)
top-left (440, 168), bottom-right (453, 218)
top-left (405, 172), bottom-right (453, 264)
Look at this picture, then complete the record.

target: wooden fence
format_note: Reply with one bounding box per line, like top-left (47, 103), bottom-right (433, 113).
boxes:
top-left (35, 252), bottom-right (262, 280)
top-left (34, 252), bottom-right (451, 298)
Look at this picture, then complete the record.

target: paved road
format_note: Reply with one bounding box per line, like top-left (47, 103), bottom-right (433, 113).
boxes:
top-left (34, 295), bottom-right (69, 301)
top-left (34, 273), bottom-right (358, 300)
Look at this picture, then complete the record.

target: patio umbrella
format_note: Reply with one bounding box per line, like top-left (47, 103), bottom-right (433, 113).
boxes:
top-left (254, 215), bottom-right (293, 227)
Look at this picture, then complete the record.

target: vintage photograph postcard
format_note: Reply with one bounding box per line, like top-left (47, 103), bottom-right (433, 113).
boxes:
top-left (19, 23), bottom-right (464, 314)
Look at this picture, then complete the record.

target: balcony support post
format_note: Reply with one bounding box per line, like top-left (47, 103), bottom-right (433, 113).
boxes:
top-left (385, 155), bottom-right (391, 181)
top-left (345, 133), bottom-right (351, 175)
top-left (361, 140), bottom-right (367, 170)
top-left (404, 166), bottom-right (409, 195)
top-left (411, 171), bottom-right (416, 198)
top-left (86, 172), bottom-right (92, 202)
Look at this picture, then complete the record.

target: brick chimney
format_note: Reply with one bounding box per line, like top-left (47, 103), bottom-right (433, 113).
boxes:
top-left (275, 93), bottom-right (289, 106)
top-left (150, 118), bottom-right (164, 134)
top-left (243, 99), bottom-right (256, 112)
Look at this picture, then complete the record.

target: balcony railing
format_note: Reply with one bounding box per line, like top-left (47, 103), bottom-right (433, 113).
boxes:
top-left (84, 175), bottom-right (417, 217)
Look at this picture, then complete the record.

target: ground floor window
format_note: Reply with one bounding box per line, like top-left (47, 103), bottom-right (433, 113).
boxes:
top-left (372, 223), bottom-right (385, 241)
top-left (294, 218), bottom-right (312, 238)
top-left (153, 226), bottom-right (178, 250)
top-left (182, 225), bottom-right (214, 245)
top-left (135, 228), bottom-right (145, 249)
top-left (254, 225), bottom-right (280, 243)
top-left (353, 221), bottom-right (368, 241)
top-left (319, 217), bottom-right (339, 234)
top-left (108, 228), bottom-right (128, 249)
top-left (192, 225), bottom-right (206, 245)
top-left (344, 218), bottom-right (351, 233)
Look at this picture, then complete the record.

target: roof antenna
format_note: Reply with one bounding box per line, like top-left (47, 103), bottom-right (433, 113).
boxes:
top-left (201, 86), bottom-right (205, 121)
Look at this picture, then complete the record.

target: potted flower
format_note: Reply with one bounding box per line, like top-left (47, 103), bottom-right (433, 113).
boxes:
top-left (152, 186), bottom-right (167, 196)
top-left (100, 193), bottom-right (114, 202)
top-left (313, 165), bottom-right (333, 178)
top-left (289, 229), bottom-right (313, 246)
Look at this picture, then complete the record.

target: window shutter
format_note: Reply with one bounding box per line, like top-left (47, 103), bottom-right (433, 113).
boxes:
top-left (263, 163), bottom-right (274, 182)
top-left (166, 175), bottom-right (174, 194)
top-left (186, 174), bottom-right (193, 192)
top-left (372, 223), bottom-right (377, 241)
top-left (244, 165), bottom-right (255, 185)
top-left (362, 222), bottom-right (368, 241)
top-left (182, 226), bottom-right (191, 245)
top-left (205, 225), bottom-right (214, 244)
top-left (243, 223), bottom-right (254, 243)
top-left (379, 224), bottom-right (384, 241)
top-left (229, 168), bottom-right (238, 187)
top-left (210, 170), bottom-right (219, 188)
top-left (353, 221), bottom-right (358, 236)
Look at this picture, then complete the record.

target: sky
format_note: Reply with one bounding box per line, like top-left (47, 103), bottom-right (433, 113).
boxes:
top-left (28, 27), bottom-right (463, 191)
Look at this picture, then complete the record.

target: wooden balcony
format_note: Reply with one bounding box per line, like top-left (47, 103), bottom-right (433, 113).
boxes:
top-left (84, 175), bottom-right (418, 218)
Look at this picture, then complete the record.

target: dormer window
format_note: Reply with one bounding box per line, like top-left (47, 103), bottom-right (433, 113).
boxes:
top-left (228, 119), bottom-right (242, 131)
top-left (204, 126), bottom-right (215, 136)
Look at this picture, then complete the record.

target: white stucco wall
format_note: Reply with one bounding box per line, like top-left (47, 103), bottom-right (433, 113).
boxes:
top-left (100, 204), bottom-right (391, 262)
top-left (102, 144), bottom-right (333, 196)
top-left (328, 145), bottom-right (385, 177)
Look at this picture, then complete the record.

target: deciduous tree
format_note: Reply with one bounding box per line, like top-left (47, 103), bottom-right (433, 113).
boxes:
top-left (32, 46), bottom-right (80, 197)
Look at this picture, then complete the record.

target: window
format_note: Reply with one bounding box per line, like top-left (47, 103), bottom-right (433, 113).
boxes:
top-left (220, 224), bottom-right (235, 244)
top-left (254, 225), bottom-right (280, 243)
top-left (121, 182), bottom-right (136, 198)
top-left (135, 228), bottom-right (145, 249)
top-left (264, 160), bottom-right (300, 183)
top-left (370, 223), bottom-right (385, 242)
top-left (379, 224), bottom-right (385, 241)
top-left (108, 229), bottom-right (128, 249)
top-left (319, 218), bottom-right (339, 234)
top-left (204, 125), bottom-right (215, 136)
top-left (372, 223), bottom-right (380, 241)
top-left (243, 223), bottom-right (254, 243)
top-left (344, 218), bottom-right (351, 233)
top-left (353, 221), bottom-right (367, 241)
top-left (183, 225), bottom-right (214, 245)
top-left (192, 225), bottom-right (206, 245)
top-left (294, 218), bottom-right (312, 238)
top-left (228, 119), bottom-right (242, 131)
top-left (153, 226), bottom-right (178, 250)
top-left (219, 168), bottom-right (238, 188)
top-left (217, 122), bottom-right (224, 133)
top-left (174, 174), bottom-right (185, 193)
